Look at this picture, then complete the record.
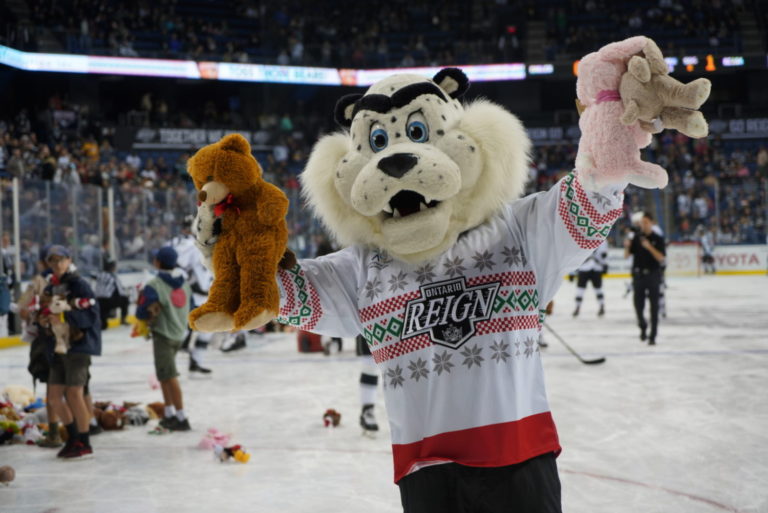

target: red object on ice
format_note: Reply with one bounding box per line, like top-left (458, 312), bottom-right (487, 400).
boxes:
top-left (297, 331), bottom-right (323, 353)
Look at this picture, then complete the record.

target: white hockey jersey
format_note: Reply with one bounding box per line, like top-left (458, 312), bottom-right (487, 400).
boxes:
top-left (576, 240), bottom-right (609, 273)
top-left (277, 172), bottom-right (623, 482)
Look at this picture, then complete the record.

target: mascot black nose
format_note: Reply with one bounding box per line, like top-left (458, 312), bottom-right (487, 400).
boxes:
top-left (377, 153), bottom-right (418, 179)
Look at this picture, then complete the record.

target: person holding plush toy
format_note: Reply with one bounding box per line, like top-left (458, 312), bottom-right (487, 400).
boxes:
top-left (136, 246), bottom-right (193, 431)
top-left (42, 245), bottom-right (101, 459)
top-left (193, 37), bottom-right (708, 512)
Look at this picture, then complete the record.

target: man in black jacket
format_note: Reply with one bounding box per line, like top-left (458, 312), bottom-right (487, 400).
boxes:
top-left (624, 212), bottom-right (666, 345)
top-left (42, 245), bottom-right (101, 459)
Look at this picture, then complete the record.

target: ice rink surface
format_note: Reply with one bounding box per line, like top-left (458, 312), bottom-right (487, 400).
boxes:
top-left (1, 274), bottom-right (767, 513)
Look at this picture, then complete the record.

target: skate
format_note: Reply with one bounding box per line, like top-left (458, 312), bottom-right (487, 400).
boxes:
top-left (597, 305), bottom-right (605, 317)
top-left (572, 306), bottom-right (580, 318)
top-left (360, 405), bottom-right (379, 438)
top-left (189, 359), bottom-right (212, 375)
top-left (222, 333), bottom-right (247, 352)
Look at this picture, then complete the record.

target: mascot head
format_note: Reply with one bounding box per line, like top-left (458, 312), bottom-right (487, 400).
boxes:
top-left (302, 68), bottom-right (531, 263)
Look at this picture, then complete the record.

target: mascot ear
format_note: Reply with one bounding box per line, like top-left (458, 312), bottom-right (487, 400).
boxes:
top-left (334, 94), bottom-right (363, 128)
top-left (433, 68), bottom-right (470, 99)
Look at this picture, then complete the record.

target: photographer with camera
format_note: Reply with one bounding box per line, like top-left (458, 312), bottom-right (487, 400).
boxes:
top-left (624, 212), bottom-right (666, 345)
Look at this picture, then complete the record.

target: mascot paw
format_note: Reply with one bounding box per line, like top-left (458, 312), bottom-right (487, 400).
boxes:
top-left (234, 308), bottom-right (276, 331)
top-left (189, 309), bottom-right (234, 333)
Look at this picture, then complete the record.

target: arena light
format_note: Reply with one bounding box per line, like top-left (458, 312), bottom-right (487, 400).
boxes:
top-left (705, 54), bottom-right (717, 72)
top-left (665, 56), bottom-right (678, 73)
top-left (528, 64), bottom-right (554, 75)
top-left (0, 44), bottom-right (201, 78)
top-left (721, 56), bottom-right (745, 67)
top-left (346, 63), bottom-right (526, 87)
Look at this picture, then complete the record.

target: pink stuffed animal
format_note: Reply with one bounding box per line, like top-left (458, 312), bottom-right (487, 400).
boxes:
top-left (198, 427), bottom-right (231, 450)
top-left (575, 36), bottom-right (668, 190)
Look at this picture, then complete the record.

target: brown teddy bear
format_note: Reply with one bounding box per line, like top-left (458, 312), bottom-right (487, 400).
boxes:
top-left (619, 38), bottom-right (711, 138)
top-left (187, 133), bottom-right (289, 332)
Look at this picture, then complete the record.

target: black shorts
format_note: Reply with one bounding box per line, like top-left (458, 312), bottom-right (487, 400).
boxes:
top-left (356, 334), bottom-right (371, 356)
top-left (576, 270), bottom-right (603, 290)
top-left (398, 453), bottom-right (561, 513)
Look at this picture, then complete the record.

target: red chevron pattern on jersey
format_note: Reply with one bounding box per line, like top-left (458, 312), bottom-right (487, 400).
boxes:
top-left (276, 266), bottom-right (323, 331)
top-left (559, 173), bottom-right (623, 249)
top-left (360, 290), bottom-right (420, 323)
top-left (476, 314), bottom-right (540, 335)
top-left (467, 271), bottom-right (535, 287)
top-left (371, 333), bottom-right (432, 364)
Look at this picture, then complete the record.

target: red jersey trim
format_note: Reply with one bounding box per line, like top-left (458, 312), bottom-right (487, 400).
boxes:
top-left (391, 411), bottom-right (561, 483)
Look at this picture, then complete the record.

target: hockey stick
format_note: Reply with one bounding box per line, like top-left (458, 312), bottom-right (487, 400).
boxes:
top-left (542, 322), bottom-right (606, 365)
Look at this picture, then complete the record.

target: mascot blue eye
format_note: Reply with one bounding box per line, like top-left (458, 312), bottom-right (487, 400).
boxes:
top-left (407, 115), bottom-right (429, 143)
top-left (369, 127), bottom-right (389, 152)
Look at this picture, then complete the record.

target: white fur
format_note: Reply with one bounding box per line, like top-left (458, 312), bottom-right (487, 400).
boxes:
top-left (302, 75), bottom-right (531, 264)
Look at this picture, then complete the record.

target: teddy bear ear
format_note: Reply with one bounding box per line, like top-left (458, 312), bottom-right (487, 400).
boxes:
top-left (433, 68), bottom-right (470, 99)
top-left (219, 133), bottom-right (251, 154)
top-left (334, 94), bottom-right (363, 128)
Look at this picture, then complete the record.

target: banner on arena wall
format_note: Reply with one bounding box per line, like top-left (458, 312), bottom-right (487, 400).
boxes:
top-left (710, 245), bottom-right (767, 273)
top-left (708, 118), bottom-right (768, 139)
top-left (132, 128), bottom-right (264, 150)
top-left (605, 246), bottom-right (767, 277)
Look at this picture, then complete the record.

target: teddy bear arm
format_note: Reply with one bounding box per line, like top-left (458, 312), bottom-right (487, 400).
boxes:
top-left (255, 185), bottom-right (290, 226)
top-left (232, 234), bottom-right (283, 328)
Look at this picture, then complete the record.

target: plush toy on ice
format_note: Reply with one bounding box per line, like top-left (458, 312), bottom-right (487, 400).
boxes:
top-left (193, 36), bottom-right (709, 511)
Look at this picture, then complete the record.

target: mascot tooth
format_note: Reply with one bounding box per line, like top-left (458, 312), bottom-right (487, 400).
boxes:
top-left (194, 38), bottom-right (705, 511)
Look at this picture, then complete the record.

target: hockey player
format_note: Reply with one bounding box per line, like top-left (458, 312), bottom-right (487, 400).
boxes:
top-left (357, 335), bottom-right (380, 436)
top-left (170, 216), bottom-right (213, 374)
top-left (572, 240), bottom-right (608, 317)
top-left (697, 225), bottom-right (716, 274)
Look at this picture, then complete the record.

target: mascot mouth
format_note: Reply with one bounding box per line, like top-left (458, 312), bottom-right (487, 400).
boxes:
top-left (382, 190), bottom-right (440, 219)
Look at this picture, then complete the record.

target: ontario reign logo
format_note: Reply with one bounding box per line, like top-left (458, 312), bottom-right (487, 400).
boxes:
top-left (402, 278), bottom-right (499, 349)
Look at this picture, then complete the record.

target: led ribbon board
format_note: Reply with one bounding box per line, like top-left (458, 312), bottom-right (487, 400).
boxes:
top-left (1, 45), bottom-right (528, 85)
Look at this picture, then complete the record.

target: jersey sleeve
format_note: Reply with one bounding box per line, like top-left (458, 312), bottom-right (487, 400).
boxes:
top-left (503, 171), bottom-right (624, 303)
top-left (275, 246), bottom-right (365, 338)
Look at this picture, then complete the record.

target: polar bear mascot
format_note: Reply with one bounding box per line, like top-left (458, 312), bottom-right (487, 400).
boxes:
top-left (194, 37), bottom-right (699, 512)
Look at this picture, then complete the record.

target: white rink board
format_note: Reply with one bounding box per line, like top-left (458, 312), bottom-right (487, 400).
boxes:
top-left (0, 275), bottom-right (766, 513)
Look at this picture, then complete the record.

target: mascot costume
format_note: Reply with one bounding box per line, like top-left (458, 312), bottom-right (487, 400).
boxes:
top-left (192, 36), bottom-right (708, 512)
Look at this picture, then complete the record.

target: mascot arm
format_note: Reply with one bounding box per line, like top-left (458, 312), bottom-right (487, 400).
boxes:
top-left (505, 171), bottom-right (624, 302)
top-left (274, 246), bottom-right (365, 338)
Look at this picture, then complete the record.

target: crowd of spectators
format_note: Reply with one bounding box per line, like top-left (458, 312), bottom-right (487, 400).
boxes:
top-left (2, 0), bottom-right (758, 68)
top-left (2, 0), bottom-right (526, 68)
top-left (542, 0), bottom-right (747, 61)
top-left (528, 131), bottom-right (767, 244)
top-left (1, 96), bottom-right (766, 284)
